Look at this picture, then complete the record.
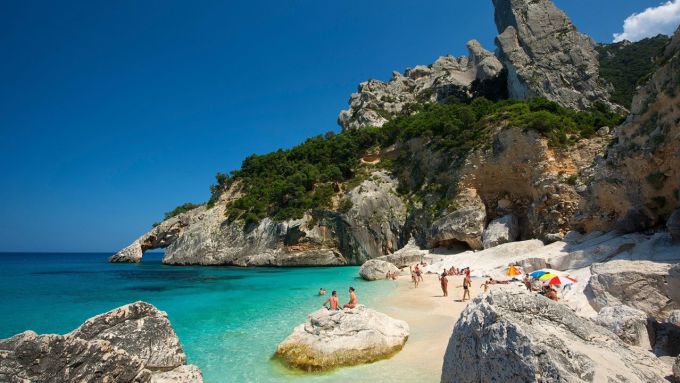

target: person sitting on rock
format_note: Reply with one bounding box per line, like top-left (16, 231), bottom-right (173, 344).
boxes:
top-left (343, 287), bottom-right (358, 309)
top-left (323, 290), bottom-right (339, 310)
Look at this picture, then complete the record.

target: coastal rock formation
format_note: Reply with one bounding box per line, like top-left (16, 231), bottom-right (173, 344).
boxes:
top-left (276, 305), bottom-right (409, 371)
top-left (674, 356), bottom-right (680, 381)
top-left (594, 305), bottom-right (651, 348)
top-left (0, 302), bottom-right (201, 383)
top-left (441, 288), bottom-right (668, 383)
top-left (669, 209), bottom-right (680, 241)
top-left (113, 171), bottom-right (405, 266)
top-left (586, 260), bottom-right (678, 320)
top-left (482, 214), bottom-right (519, 249)
top-left (583, 26), bottom-right (680, 233)
top-left (376, 238), bottom-right (431, 267)
top-left (338, 40), bottom-right (503, 130)
top-left (428, 188), bottom-right (486, 250)
top-left (359, 259), bottom-right (399, 281)
top-left (492, 0), bottom-right (614, 110)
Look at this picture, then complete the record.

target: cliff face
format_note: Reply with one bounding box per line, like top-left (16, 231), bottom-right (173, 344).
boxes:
top-left (492, 0), bottom-right (616, 111)
top-left (582, 27), bottom-right (680, 233)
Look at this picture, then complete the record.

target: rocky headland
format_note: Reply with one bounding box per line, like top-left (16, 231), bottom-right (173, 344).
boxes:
top-left (0, 302), bottom-right (202, 383)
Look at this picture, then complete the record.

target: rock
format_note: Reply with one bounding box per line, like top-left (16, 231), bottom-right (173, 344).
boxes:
top-left (674, 355), bottom-right (680, 381)
top-left (376, 238), bottom-right (429, 267)
top-left (68, 301), bottom-right (186, 370)
top-left (441, 288), bottom-right (668, 383)
top-left (359, 259), bottom-right (399, 281)
top-left (0, 302), bottom-right (201, 383)
top-left (669, 209), bottom-right (680, 242)
top-left (276, 305), bottom-right (409, 371)
top-left (109, 239), bottom-right (144, 263)
top-left (338, 40), bottom-right (503, 130)
top-left (586, 260), bottom-right (678, 320)
top-left (428, 188), bottom-right (486, 250)
top-left (482, 214), bottom-right (519, 249)
top-left (492, 0), bottom-right (614, 111)
top-left (668, 310), bottom-right (680, 327)
top-left (669, 264), bottom-right (680, 305)
top-left (516, 257), bottom-right (549, 273)
top-left (150, 365), bottom-right (204, 383)
top-left (594, 305), bottom-right (651, 348)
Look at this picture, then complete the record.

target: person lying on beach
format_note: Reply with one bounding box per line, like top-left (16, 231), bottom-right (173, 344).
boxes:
top-left (323, 290), bottom-right (339, 310)
top-left (319, 288), bottom-right (326, 296)
top-left (343, 287), bottom-right (358, 309)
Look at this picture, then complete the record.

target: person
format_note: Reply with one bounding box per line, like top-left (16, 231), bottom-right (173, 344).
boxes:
top-left (343, 287), bottom-right (358, 309)
top-left (462, 274), bottom-right (471, 301)
top-left (481, 280), bottom-right (490, 293)
top-left (523, 275), bottom-right (532, 291)
top-left (439, 270), bottom-right (449, 297)
top-left (415, 264), bottom-right (423, 283)
top-left (546, 287), bottom-right (559, 302)
top-left (319, 288), bottom-right (326, 296)
top-left (410, 266), bottom-right (419, 288)
top-left (323, 290), bottom-right (339, 310)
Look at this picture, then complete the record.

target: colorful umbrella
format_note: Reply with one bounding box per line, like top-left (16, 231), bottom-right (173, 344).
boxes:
top-left (506, 265), bottom-right (521, 276)
top-left (543, 276), bottom-right (577, 286)
top-left (538, 273), bottom-right (558, 281)
top-left (529, 270), bottom-right (550, 278)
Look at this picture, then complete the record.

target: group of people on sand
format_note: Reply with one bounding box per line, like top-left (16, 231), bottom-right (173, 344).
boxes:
top-left (385, 270), bottom-right (398, 280)
top-left (320, 286), bottom-right (358, 310)
top-left (436, 267), bottom-right (473, 300)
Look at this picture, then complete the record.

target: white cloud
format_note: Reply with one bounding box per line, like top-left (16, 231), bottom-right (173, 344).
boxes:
top-left (613, 0), bottom-right (680, 42)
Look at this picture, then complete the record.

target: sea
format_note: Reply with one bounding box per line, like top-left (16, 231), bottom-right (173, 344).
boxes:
top-left (0, 252), bottom-right (397, 383)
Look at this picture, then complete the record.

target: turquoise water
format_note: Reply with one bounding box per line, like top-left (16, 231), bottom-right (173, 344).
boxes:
top-left (0, 253), bottom-right (396, 382)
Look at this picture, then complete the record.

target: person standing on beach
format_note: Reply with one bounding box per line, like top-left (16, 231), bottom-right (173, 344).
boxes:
top-left (323, 290), bottom-right (339, 310)
top-left (462, 275), bottom-right (471, 301)
top-left (410, 266), bottom-right (419, 288)
top-left (439, 270), bottom-right (448, 297)
top-left (343, 287), bottom-right (358, 309)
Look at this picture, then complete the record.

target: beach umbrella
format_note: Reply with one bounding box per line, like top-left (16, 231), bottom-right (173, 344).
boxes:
top-left (506, 265), bottom-right (521, 276)
top-left (529, 270), bottom-right (550, 278)
top-left (543, 276), bottom-right (577, 286)
top-left (538, 273), bottom-right (558, 281)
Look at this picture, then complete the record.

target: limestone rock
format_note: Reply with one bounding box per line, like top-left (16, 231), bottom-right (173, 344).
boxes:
top-left (338, 40), bottom-right (502, 130)
top-left (359, 259), bottom-right (399, 281)
top-left (594, 305), bottom-right (651, 348)
top-left (276, 305), bottom-right (409, 371)
top-left (482, 214), bottom-right (519, 249)
top-left (441, 288), bottom-right (668, 383)
top-left (109, 239), bottom-right (144, 263)
top-left (492, 0), bottom-right (614, 110)
top-left (674, 355), bottom-right (680, 381)
top-left (376, 238), bottom-right (429, 267)
top-left (586, 260), bottom-right (678, 320)
top-left (669, 264), bottom-right (680, 305)
top-left (68, 301), bottom-right (186, 370)
top-left (0, 302), bottom-right (201, 383)
top-left (669, 209), bottom-right (680, 242)
top-left (428, 188), bottom-right (486, 250)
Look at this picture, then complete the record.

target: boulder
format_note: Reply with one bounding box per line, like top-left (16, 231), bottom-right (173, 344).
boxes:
top-left (492, 0), bottom-right (614, 111)
top-left (585, 260), bottom-right (678, 320)
top-left (482, 214), bottom-right (519, 249)
top-left (669, 264), bottom-right (680, 305)
top-left (674, 355), bottom-right (680, 381)
top-left (429, 188), bottom-right (486, 250)
top-left (594, 305), bottom-right (651, 348)
top-left (669, 209), bottom-right (680, 242)
top-left (376, 238), bottom-right (429, 268)
top-left (441, 288), bottom-right (668, 383)
top-left (0, 302), bottom-right (201, 383)
top-left (359, 259), bottom-right (399, 281)
top-left (276, 305), bottom-right (409, 371)
top-left (109, 239), bottom-right (144, 263)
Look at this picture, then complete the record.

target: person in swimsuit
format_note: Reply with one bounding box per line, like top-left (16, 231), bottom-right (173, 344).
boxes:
top-left (415, 264), bottom-right (423, 282)
top-left (410, 266), bottom-right (419, 288)
top-left (343, 287), bottom-right (358, 309)
top-left (319, 288), bottom-right (326, 296)
top-left (462, 275), bottom-right (471, 301)
top-left (323, 290), bottom-right (339, 310)
top-left (439, 270), bottom-right (449, 297)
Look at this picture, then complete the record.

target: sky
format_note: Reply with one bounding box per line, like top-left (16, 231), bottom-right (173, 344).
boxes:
top-left (1, 0), bottom-right (677, 252)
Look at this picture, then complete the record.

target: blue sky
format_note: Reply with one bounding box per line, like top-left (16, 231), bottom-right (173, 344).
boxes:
top-left (0, 0), bottom-right (675, 252)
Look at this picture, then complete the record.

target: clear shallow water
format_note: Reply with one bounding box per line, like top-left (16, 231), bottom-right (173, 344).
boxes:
top-left (0, 253), bottom-right (395, 383)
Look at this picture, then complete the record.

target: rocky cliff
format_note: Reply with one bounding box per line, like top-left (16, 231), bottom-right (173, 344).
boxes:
top-left (582, 26), bottom-right (680, 233)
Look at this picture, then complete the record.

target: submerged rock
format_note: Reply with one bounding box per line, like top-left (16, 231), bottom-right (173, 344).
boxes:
top-left (359, 259), bottom-right (399, 281)
top-left (441, 288), bottom-right (668, 383)
top-left (0, 301), bottom-right (202, 383)
top-left (276, 305), bottom-right (409, 371)
top-left (594, 305), bottom-right (651, 349)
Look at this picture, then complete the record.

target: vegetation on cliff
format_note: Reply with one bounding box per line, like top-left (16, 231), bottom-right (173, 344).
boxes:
top-left (597, 35), bottom-right (670, 108)
top-left (202, 97), bottom-right (621, 225)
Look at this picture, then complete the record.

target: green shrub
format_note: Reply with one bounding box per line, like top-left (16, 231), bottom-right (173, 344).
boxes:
top-left (164, 202), bottom-right (201, 220)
